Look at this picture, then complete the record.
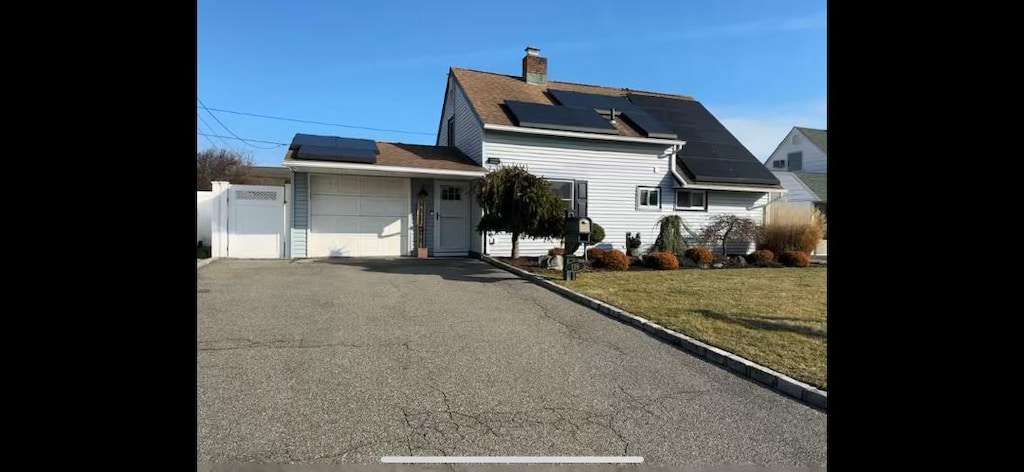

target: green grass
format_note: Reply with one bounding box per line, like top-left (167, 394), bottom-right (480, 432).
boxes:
top-left (561, 267), bottom-right (826, 389)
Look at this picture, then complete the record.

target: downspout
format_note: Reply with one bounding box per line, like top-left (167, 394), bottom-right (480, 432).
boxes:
top-left (669, 144), bottom-right (687, 187)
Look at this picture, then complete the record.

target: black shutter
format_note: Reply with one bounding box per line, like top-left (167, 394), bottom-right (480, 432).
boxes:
top-left (575, 180), bottom-right (588, 217)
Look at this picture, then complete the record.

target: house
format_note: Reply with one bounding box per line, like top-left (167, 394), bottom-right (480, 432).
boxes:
top-left (765, 127), bottom-right (827, 173)
top-left (765, 127), bottom-right (827, 255)
top-left (281, 47), bottom-right (783, 258)
top-left (765, 127), bottom-right (827, 213)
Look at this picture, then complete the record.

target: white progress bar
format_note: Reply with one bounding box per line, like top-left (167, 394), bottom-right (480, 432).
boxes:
top-left (381, 456), bottom-right (644, 464)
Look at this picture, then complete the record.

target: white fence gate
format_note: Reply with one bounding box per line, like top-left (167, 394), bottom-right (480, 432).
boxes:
top-left (206, 181), bottom-right (290, 259)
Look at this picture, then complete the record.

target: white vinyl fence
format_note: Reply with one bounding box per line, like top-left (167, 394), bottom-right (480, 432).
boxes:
top-left (197, 191), bottom-right (215, 247)
top-left (198, 181), bottom-right (291, 258)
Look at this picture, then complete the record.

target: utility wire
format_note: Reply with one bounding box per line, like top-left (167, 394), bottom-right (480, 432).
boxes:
top-left (197, 126), bottom-right (217, 148)
top-left (196, 132), bottom-right (288, 147)
top-left (197, 98), bottom-right (282, 149)
top-left (195, 105), bottom-right (434, 136)
top-left (197, 112), bottom-right (234, 149)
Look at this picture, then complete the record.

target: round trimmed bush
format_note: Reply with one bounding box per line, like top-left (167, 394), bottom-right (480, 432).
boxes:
top-left (684, 247), bottom-right (713, 265)
top-left (746, 249), bottom-right (774, 264)
top-left (647, 251), bottom-right (679, 270)
top-left (590, 223), bottom-right (606, 243)
top-left (601, 249), bottom-right (630, 271)
top-left (778, 250), bottom-right (810, 267)
top-left (586, 247), bottom-right (607, 267)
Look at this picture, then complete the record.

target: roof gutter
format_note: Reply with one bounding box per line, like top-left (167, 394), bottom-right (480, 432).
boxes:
top-left (484, 123), bottom-right (685, 146)
top-left (670, 145), bottom-right (787, 193)
top-left (282, 160), bottom-right (486, 178)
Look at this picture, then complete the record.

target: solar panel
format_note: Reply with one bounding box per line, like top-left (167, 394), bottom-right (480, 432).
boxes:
top-left (627, 93), bottom-right (779, 186)
top-left (290, 133), bottom-right (378, 164)
top-left (679, 156), bottom-right (780, 185)
top-left (505, 101), bottom-right (618, 134)
top-left (620, 110), bottom-right (678, 139)
top-left (549, 89), bottom-right (639, 113)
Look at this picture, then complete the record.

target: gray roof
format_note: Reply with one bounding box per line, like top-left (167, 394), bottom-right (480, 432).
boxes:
top-left (794, 172), bottom-right (827, 202)
top-left (796, 127), bottom-right (827, 153)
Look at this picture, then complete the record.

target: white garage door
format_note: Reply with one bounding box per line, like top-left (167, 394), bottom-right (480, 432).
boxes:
top-left (309, 174), bottom-right (409, 257)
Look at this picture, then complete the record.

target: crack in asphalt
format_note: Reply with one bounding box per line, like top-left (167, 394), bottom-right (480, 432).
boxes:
top-left (496, 280), bottom-right (630, 357)
top-left (197, 338), bottom-right (367, 352)
top-left (389, 384), bottom-right (693, 457)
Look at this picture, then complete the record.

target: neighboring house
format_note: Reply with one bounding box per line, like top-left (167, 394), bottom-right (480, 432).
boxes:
top-left (765, 127), bottom-right (827, 255)
top-left (766, 127), bottom-right (827, 213)
top-left (765, 127), bottom-right (827, 173)
top-left (247, 166), bottom-right (292, 186)
top-left (281, 47), bottom-right (783, 258)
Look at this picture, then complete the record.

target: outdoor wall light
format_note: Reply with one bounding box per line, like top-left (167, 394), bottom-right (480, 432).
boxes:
top-left (418, 187), bottom-right (428, 197)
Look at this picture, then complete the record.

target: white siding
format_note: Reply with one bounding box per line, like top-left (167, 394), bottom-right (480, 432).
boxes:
top-left (291, 172), bottom-right (309, 258)
top-left (765, 128), bottom-right (827, 173)
top-left (437, 77), bottom-right (484, 165)
top-left (482, 131), bottom-right (769, 257)
top-left (771, 171), bottom-right (819, 204)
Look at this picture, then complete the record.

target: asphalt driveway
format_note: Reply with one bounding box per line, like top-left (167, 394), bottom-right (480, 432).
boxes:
top-left (197, 258), bottom-right (826, 466)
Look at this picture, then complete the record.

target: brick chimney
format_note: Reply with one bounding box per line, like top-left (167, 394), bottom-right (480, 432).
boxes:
top-left (522, 46), bottom-right (547, 85)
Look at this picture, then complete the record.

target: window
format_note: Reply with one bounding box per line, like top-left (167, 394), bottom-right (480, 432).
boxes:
top-left (675, 190), bottom-right (707, 211)
top-left (549, 180), bottom-right (574, 209)
top-left (792, 133), bottom-right (801, 145)
top-left (773, 160), bottom-right (786, 168)
top-left (787, 151), bottom-right (802, 171)
top-left (637, 187), bottom-right (660, 210)
top-left (441, 186), bottom-right (461, 200)
top-left (447, 117), bottom-right (455, 147)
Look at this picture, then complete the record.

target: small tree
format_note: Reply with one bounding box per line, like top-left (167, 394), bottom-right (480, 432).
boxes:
top-left (699, 215), bottom-right (760, 256)
top-left (197, 148), bottom-right (254, 190)
top-left (651, 215), bottom-right (697, 255)
top-left (475, 165), bottom-right (564, 258)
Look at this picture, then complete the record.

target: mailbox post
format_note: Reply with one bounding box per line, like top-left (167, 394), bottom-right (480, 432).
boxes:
top-left (563, 210), bottom-right (592, 281)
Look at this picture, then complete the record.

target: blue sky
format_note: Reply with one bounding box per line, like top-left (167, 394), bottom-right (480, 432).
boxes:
top-left (197, 0), bottom-right (826, 165)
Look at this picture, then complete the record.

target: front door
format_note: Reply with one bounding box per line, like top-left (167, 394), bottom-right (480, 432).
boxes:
top-left (434, 181), bottom-right (470, 256)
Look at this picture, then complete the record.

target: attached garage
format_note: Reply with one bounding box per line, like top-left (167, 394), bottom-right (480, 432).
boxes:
top-left (309, 174), bottom-right (409, 257)
top-left (283, 136), bottom-right (487, 258)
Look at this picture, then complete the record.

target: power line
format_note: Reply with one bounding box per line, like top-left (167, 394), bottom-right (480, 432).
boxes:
top-left (197, 98), bottom-right (282, 150)
top-left (194, 105), bottom-right (435, 136)
top-left (197, 113), bottom-right (234, 149)
top-left (197, 126), bottom-right (217, 148)
top-left (196, 132), bottom-right (288, 147)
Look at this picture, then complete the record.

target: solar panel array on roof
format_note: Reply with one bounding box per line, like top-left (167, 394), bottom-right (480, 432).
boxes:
top-left (549, 89), bottom-right (638, 113)
top-left (548, 89), bottom-right (678, 139)
top-left (290, 133), bottom-right (379, 164)
top-left (626, 94), bottom-right (780, 186)
top-left (504, 101), bottom-right (618, 135)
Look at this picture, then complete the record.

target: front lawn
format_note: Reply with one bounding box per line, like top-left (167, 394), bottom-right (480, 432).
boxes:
top-left (561, 268), bottom-right (827, 389)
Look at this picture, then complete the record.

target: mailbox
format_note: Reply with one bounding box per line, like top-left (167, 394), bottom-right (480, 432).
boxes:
top-left (565, 216), bottom-right (592, 236)
top-left (563, 211), bottom-right (595, 281)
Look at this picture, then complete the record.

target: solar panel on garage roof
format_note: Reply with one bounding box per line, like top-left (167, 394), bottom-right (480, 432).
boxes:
top-left (290, 133), bottom-right (379, 164)
top-left (505, 100), bottom-right (618, 134)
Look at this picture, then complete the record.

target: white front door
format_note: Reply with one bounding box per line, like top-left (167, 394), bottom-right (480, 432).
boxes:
top-left (227, 185), bottom-right (285, 258)
top-left (434, 181), bottom-right (470, 256)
